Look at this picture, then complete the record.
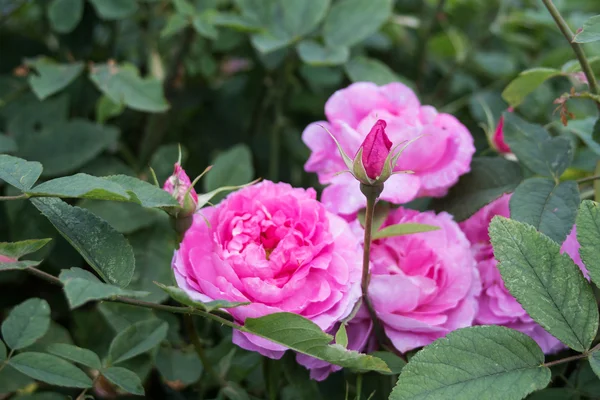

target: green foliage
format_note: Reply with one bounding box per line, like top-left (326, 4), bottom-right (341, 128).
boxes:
top-left (8, 352), bottom-right (92, 388)
top-left (101, 366), bottom-right (145, 395)
top-left (489, 217), bottom-right (598, 352)
top-left (2, 299), bottom-right (51, 351)
top-left (157, 283), bottom-right (249, 312)
top-left (390, 326), bottom-right (551, 400)
top-left (576, 200), bottom-right (600, 286)
top-left (46, 343), bottom-right (101, 370)
top-left (47, 0), bottom-right (83, 33)
top-left (0, 238), bottom-right (52, 270)
top-left (372, 223), bottom-right (439, 239)
top-left (0, 155), bottom-right (43, 191)
top-left (323, 0), bottom-right (392, 48)
top-left (573, 15), bottom-right (600, 43)
top-left (107, 319), bottom-right (168, 364)
top-left (502, 68), bottom-right (562, 107)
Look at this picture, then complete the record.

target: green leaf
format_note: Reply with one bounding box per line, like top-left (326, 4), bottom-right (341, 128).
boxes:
top-left (503, 113), bottom-right (573, 178)
top-left (80, 200), bottom-right (159, 234)
top-left (489, 217), bottom-right (598, 352)
top-left (12, 393), bottom-right (69, 400)
top-left (1, 298), bottom-right (50, 350)
top-left (590, 351), bottom-right (600, 380)
top-left (0, 154), bottom-right (43, 191)
top-left (27, 173), bottom-right (130, 201)
top-left (204, 144), bottom-right (254, 194)
top-left (101, 366), bottom-right (145, 395)
top-left (0, 133), bottom-right (17, 153)
top-left (213, 12), bottom-right (262, 32)
top-left (297, 40), bottom-right (349, 66)
top-left (510, 178), bottom-right (580, 244)
top-left (0, 238), bottom-right (52, 260)
top-left (323, 0), bottom-right (392, 48)
top-left (156, 283), bottom-right (249, 312)
top-left (248, 0), bottom-right (330, 54)
top-left (9, 352), bottom-right (92, 388)
top-left (47, 0), bottom-right (84, 33)
top-left (192, 12), bottom-right (218, 40)
top-left (0, 364), bottom-right (34, 395)
top-left (46, 343), bottom-right (101, 369)
top-left (344, 56), bottom-right (410, 87)
top-left (372, 223), bottom-right (439, 240)
top-left (563, 117), bottom-right (600, 157)
top-left (31, 197), bottom-right (135, 287)
top-left (16, 119), bottom-right (119, 177)
top-left (241, 312), bottom-right (390, 373)
top-left (501, 68), bottom-right (562, 107)
top-left (369, 351), bottom-right (405, 375)
top-left (25, 58), bottom-right (84, 100)
top-left (334, 324), bottom-right (348, 348)
top-left (390, 326), bottom-right (550, 400)
top-left (89, 63), bottom-right (169, 113)
top-left (431, 157), bottom-right (523, 221)
top-left (573, 15), bottom-right (600, 43)
top-left (108, 319), bottom-right (168, 364)
top-left (156, 346), bottom-right (203, 384)
top-left (0, 340), bottom-right (6, 361)
top-left (104, 175), bottom-right (179, 209)
top-left (576, 200), bottom-right (600, 286)
top-left (59, 267), bottom-right (149, 309)
top-left (221, 382), bottom-right (251, 400)
top-left (96, 95), bottom-right (125, 124)
top-left (98, 303), bottom-right (155, 333)
top-left (88, 0), bottom-right (138, 20)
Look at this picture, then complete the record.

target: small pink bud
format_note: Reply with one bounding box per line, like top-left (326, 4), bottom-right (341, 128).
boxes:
top-left (358, 119), bottom-right (392, 179)
top-left (492, 108), bottom-right (513, 154)
top-left (163, 163), bottom-right (198, 217)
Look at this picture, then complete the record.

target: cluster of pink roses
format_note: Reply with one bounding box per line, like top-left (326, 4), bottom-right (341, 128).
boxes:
top-left (165, 82), bottom-right (586, 381)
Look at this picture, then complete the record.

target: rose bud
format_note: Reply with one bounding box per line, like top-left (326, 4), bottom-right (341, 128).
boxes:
top-left (163, 163), bottom-right (199, 218)
top-left (491, 108), bottom-right (514, 154)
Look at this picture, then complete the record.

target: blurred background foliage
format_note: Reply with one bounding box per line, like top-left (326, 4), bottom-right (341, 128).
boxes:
top-left (1, 0), bottom-right (599, 398)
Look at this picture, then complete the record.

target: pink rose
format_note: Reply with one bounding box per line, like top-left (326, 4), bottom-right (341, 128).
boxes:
top-left (163, 163), bottom-right (198, 216)
top-left (172, 181), bottom-right (363, 359)
top-left (302, 82), bottom-right (475, 216)
top-left (492, 108), bottom-right (513, 154)
top-left (359, 119), bottom-right (392, 179)
top-left (460, 194), bottom-right (586, 353)
top-left (367, 207), bottom-right (481, 352)
top-left (296, 306), bottom-right (374, 381)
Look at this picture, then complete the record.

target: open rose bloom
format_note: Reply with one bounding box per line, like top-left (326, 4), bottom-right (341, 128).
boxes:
top-left (172, 181), bottom-right (363, 358)
top-left (460, 194), bottom-right (588, 353)
top-left (303, 82), bottom-right (475, 216)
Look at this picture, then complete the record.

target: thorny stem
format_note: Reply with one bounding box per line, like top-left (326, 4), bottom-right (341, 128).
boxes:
top-left (360, 184), bottom-right (407, 362)
top-left (541, 0), bottom-right (600, 110)
top-left (184, 314), bottom-right (227, 387)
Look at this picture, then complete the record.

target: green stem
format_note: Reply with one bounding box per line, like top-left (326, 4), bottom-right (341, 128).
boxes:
top-left (0, 194), bottom-right (28, 201)
top-left (355, 373), bottom-right (363, 400)
top-left (0, 349), bottom-right (15, 373)
top-left (542, 342), bottom-right (600, 368)
top-left (576, 174), bottom-right (600, 184)
top-left (541, 0), bottom-right (600, 110)
top-left (183, 314), bottom-right (227, 387)
top-left (359, 184), bottom-right (407, 362)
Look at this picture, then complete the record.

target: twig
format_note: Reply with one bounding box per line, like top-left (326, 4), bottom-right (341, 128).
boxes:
top-left (541, 0), bottom-right (600, 110)
top-left (576, 174), bottom-right (600, 184)
top-left (0, 194), bottom-right (28, 201)
top-left (543, 342), bottom-right (600, 368)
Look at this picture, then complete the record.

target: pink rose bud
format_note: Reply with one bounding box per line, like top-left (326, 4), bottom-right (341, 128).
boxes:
top-left (359, 119), bottom-right (393, 179)
top-left (163, 163), bottom-right (198, 218)
top-left (492, 108), bottom-right (513, 154)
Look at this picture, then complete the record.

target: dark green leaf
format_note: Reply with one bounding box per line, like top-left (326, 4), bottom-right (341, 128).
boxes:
top-left (1, 298), bottom-right (50, 350)
top-left (46, 343), bottom-right (101, 369)
top-left (390, 326), bottom-right (550, 400)
top-left (431, 157), bottom-right (522, 221)
top-left (562, 117), bottom-right (600, 156)
top-left (489, 217), bottom-right (598, 352)
top-left (88, 0), bottom-right (138, 20)
top-left (156, 346), bottom-right (203, 384)
top-left (297, 40), bottom-right (349, 66)
top-left (510, 178), bottom-right (579, 243)
top-left (576, 200), bottom-right (600, 286)
top-left (334, 324), bottom-right (348, 348)
top-left (96, 95), bottom-right (125, 123)
top-left (89, 63), bottom-right (169, 112)
top-left (0, 365), bottom-right (34, 394)
top-left (149, 143), bottom-right (188, 185)
top-left (372, 223), bottom-right (439, 240)
top-left (12, 393), bottom-right (69, 400)
top-left (27, 174), bottom-right (130, 201)
top-left (108, 319), bottom-right (168, 364)
top-left (369, 351), bottom-right (405, 375)
top-left (31, 197), bottom-right (135, 287)
top-left (573, 15), bottom-right (600, 43)
top-left (192, 13), bottom-right (218, 40)
top-left (23, 321), bottom-right (74, 353)
top-left (204, 144), bottom-right (254, 194)
top-left (47, 0), bottom-right (84, 33)
top-left (9, 352), bottom-right (92, 388)
top-left (0, 133), bottom-right (17, 153)
top-left (160, 14), bottom-right (190, 38)
top-left (221, 382), bottom-right (251, 400)
top-left (241, 313), bottom-right (389, 373)
top-left (26, 58), bottom-right (84, 100)
top-left (156, 283), bottom-right (249, 312)
top-left (0, 340), bottom-right (6, 361)
top-left (345, 57), bottom-right (410, 87)
top-left (0, 238), bottom-right (52, 259)
top-left (104, 175), bottom-right (179, 209)
top-left (323, 0), bottom-right (392, 48)
top-left (98, 303), bottom-right (156, 333)
top-left (59, 267), bottom-right (149, 309)
top-left (16, 119), bottom-right (119, 177)
top-left (503, 113), bottom-right (573, 179)
top-left (0, 154), bottom-right (43, 191)
top-left (501, 68), bottom-right (562, 107)
top-left (80, 200), bottom-right (159, 234)
top-left (590, 351), bottom-right (600, 380)
top-left (101, 366), bottom-right (145, 395)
